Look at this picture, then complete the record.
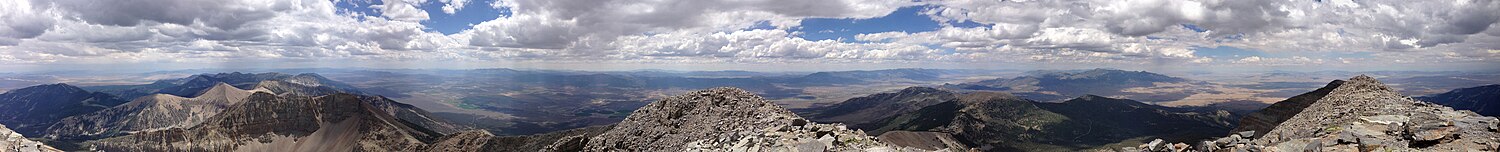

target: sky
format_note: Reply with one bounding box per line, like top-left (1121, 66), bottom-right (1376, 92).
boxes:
top-left (1, 0), bottom-right (1499, 73)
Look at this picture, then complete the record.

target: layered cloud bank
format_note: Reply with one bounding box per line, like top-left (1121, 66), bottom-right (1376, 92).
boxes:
top-left (0, 0), bottom-right (1497, 70)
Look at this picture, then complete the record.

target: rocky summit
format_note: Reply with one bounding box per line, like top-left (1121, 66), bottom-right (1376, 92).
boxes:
top-left (581, 87), bottom-right (930, 151)
top-left (2, 124), bottom-right (61, 152)
top-left (1125, 75), bottom-right (1500, 152)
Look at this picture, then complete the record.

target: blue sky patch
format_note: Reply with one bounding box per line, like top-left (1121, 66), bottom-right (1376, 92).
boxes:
top-left (334, 0), bottom-right (507, 34)
top-left (1181, 24), bottom-right (1207, 32)
top-left (795, 6), bottom-right (977, 42)
top-left (419, 0), bottom-right (507, 34)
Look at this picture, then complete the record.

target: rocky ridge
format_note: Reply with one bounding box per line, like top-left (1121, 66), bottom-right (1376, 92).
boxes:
top-left (45, 83), bottom-right (271, 139)
top-left (581, 87), bottom-right (935, 151)
top-left (853, 90), bottom-right (1236, 151)
top-left (1230, 80), bottom-right (1344, 137)
top-left (88, 93), bottom-right (439, 151)
top-left (1125, 75), bottom-right (1500, 151)
top-left (1, 124), bottom-right (61, 152)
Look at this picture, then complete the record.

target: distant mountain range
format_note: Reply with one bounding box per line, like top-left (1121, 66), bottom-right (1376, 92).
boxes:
top-left (46, 83), bottom-right (272, 139)
top-left (0, 84), bottom-right (127, 137)
top-left (942, 68), bottom-right (1199, 102)
top-left (84, 72), bottom-right (365, 100)
top-left (1418, 84), bottom-right (1500, 117)
top-left (803, 87), bottom-right (1238, 151)
top-left (91, 93), bottom-right (444, 151)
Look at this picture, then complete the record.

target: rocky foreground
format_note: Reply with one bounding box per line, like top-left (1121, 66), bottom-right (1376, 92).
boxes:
top-left (581, 87), bottom-right (941, 151)
top-left (2, 124), bottom-right (60, 152)
top-left (1124, 75), bottom-right (1500, 152)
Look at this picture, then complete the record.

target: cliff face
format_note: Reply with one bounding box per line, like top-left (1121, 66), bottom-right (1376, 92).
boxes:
top-left (1126, 75), bottom-right (1500, 152)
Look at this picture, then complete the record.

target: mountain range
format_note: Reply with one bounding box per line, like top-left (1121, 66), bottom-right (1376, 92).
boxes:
top-left (1417, 84), bottom-right (1500, 117)
top-left (805, 87), bottom-right (1237, 151)
top-left (941, 68), bottom-right (1198, 102)
top-left (2, 70), bottom-right (1499, 151)
top-left (0, 84), bottom-right (127, 137)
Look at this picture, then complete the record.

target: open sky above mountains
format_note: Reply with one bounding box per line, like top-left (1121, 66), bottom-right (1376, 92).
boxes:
top-left (1, 0), bottom-right (1499, 72)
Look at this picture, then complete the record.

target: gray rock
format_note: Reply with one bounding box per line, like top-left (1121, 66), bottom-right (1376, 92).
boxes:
top-left (1237, 131), bottom-right (1256, 138)
top-left (1146, 139), bottom-right (1165, 151)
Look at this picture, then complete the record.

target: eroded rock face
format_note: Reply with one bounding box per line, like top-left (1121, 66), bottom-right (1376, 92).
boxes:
top-left (1, 124), bottom-right (61, 152)
top-left (1126, 75), bottom-right (1500, 152)
top-left (581, 87), bottom-right (918, 151)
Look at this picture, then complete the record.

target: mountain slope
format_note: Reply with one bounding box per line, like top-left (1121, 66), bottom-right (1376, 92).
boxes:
top-left (88, 93), bottom-right (439, 151)
top-left (89, 72), bottom-right (365, 100)
top-left (0, 84), bottom-right (128, 136)
top-left (1254, 76), bottom-right (1500, 148)
top-left (804, 87), bottom-right (956, 124)
top-left (45, 83), bottom-right (271, 139)
top-left (1130, 75), bottom-right (1500, 151)
top-left (860, 92), bottom-right (1236, 151)
top-left (1230, 80), bottom-right (1343, 136)
top-left (1417, 84), bottom-right (1500, 117)
top-left (943, 68), bottom-right (1193, 102)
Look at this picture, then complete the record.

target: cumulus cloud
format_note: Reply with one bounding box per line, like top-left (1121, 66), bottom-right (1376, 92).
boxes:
top-left (461, 0), bottom-right (911, 50)
top-left (0, 0), bottom-right (1496, 69)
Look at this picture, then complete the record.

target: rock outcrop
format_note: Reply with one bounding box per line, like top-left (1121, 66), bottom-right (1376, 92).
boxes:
top-left (1, 124), bottom-right (61, 152)
top-left (1126, 75), bottom-right (1500, 151)
top-left (0, 83), bottom-right (128, 137)
top-left (582, 87), bottom-right (920, 151)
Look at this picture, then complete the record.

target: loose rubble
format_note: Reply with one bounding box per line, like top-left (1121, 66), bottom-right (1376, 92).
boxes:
top-left (580, 87), bottom-right (954, 151)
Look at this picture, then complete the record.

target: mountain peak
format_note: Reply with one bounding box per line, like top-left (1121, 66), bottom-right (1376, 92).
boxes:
top-left (584, 87), bottom-right (902, 151)
top-left (1245, 75), bottom-right (1500, 149)
top-left (16, 83), bottom-right (86, 93)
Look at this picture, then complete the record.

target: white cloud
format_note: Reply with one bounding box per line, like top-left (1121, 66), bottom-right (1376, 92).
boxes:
top-left (376, 0), bottom-right (431, 21)
top-left (0, 0), bottom-right (1496, 70)
top-left (460, 0), bottom-right (912, 50)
